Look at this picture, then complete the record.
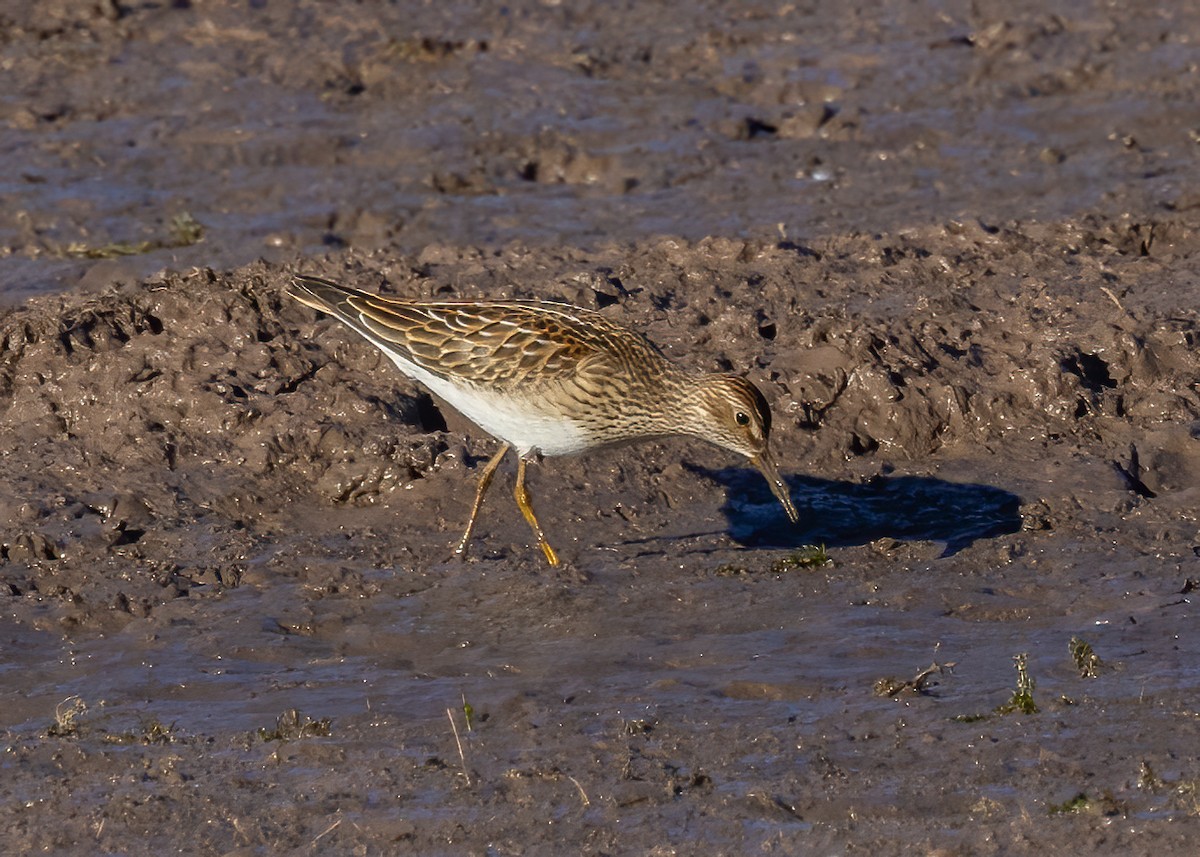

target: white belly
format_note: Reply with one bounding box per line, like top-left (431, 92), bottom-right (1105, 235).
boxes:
top-left (383, 351), bottom-right (591, 457)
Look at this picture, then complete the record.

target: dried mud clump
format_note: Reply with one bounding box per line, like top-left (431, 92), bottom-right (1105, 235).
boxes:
top-left (3, 218), bottom-right (1199, 630)
top-left (0, 264), bottom-right (445, 627)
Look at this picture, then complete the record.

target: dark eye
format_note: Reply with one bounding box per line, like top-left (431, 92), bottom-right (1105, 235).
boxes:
top-left (735, 411), bottom-right (750, 426)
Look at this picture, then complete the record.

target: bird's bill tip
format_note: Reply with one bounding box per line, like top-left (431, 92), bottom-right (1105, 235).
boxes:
top-left (751, 452), bottom-right (799, 524)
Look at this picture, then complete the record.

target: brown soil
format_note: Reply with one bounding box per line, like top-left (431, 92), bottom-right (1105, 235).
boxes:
top-left (2, 0), bottom-right (1200, 853)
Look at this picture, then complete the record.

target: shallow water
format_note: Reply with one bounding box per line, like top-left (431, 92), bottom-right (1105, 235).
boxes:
top-left (4, 0), bottom-right (1195, 302)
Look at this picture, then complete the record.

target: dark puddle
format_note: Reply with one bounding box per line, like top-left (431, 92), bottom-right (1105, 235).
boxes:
top-left (709, 467), bottom-right (1022, 555)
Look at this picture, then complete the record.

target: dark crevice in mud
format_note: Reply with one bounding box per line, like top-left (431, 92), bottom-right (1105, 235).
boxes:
top-left (109, 524), bottom-right (146, 547)
top-left (1113, 443), bottom-right (1157, 499)
top-left (849, 434), bottom-right (880, 456)
top-left (415, 392), bottom-right (449, 433)
top-left (775, 241), bottom-right (822, 260)
top-left (362, 393), bottom-right (421, 426)
top-left (742, 117), bottom-right (778, 139)
top-left (271, 361), bottom-right (319, 396)
top-left (1061, 349), bottom-right (1116, 393)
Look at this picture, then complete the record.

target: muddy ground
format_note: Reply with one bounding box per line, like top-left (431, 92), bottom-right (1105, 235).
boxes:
top-left (2, 0), bottom-right (1200, 854)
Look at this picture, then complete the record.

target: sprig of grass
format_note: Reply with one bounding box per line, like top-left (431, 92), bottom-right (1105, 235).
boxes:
top-left (47, 695), bottom-right (87, 737)
top-left (874, 661), bottom-right (955, 697)
top-left (996, 653), bottom-right (1039, 715)
top-left (771, 544), bottom-right (832, 572)
top-left (1069, 636), bottom-right (1103, 678)
top-left (714, 544), bottom-right (832, 578)
top-left (257, 709), bottom-right (332, 741)
top-left (461, 693), bottom-right (475, 731)
top-left (1048, 792), bottom-right (1090, 814)
top-left (952, 652), bottom-right (1040, 722)
top-left (447, 707), bottom-right (471, 787)
top-left (103, 717), bottom-right (177, 745)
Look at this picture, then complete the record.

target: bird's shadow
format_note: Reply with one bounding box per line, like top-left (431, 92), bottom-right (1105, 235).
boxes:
top-left (692, 464), bottom-right (1022, 557)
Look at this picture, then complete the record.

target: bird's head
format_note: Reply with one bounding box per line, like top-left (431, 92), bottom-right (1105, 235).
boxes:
top-left (687, 375), bottom-right (799, 523)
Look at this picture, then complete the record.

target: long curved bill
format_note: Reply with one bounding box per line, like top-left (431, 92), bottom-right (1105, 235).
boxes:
top-left (751, 450), bottom-right (799, 523)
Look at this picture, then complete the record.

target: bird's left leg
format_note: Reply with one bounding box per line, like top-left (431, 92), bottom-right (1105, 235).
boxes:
top-left (514, 456), bottom-right (560, 566)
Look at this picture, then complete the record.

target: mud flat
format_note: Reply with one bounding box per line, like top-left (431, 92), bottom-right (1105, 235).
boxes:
top-left (2, 0), bottom-right (1199, 853)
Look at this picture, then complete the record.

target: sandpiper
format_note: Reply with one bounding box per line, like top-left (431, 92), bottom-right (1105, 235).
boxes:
top-left (288, 274), bottom-right (798, 565)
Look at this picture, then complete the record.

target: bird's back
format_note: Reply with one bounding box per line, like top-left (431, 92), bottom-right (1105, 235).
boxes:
top-left (289, 275), bottom-right (669, 391)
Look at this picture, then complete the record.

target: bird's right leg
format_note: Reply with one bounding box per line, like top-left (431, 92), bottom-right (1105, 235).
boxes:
top-left (454, 442), bottom-right (510, 560)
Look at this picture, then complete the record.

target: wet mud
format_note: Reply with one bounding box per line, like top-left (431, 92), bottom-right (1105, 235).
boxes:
top-left (2, 0), bottom-right (1200, 853)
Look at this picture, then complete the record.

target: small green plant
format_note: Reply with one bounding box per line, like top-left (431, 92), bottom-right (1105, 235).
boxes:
top-left (47, 696), bottom-right (87, 737)
top-left (1068, 636), bottom-right (1103, 678)
top-left (952, 712), bottom-right (991, 724)
top-left (874, 661), bottom-right (954, 697)
top-left (624, 718), bottom-right (656, 735)
top-left (951, 654), bottom-right (1039, 722)
top-left (103, 717), bottom-right (177, 745)
top-left (462, 694), bottom-right (475, 731)
top-left (771, 544), bottom-right (831, 572)
top-left (167, 212), bottom-right (204, 246)
top-left (1174, 778), bottom-right (1200, 816)
top-left (140, 718), bottom-right (175, 744)
top-left (1049, 791), bottom-right (1125, 817)
top-left (996, 653), bottom-right (1039, 715)
top-left (1139, 760), bottom-right (1164, 792)
top-left (1048, 792), bottom-right (1090, 815)
top-left (257, 709), bottom-right (332, 741)
top-left (62, 239), bottom-right (156, 259)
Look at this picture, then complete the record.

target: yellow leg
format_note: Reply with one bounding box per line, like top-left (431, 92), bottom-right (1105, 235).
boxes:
top-left (514, 457), bottom-right (560, 566)
top-left (454, 443), bottom-right (510, 560)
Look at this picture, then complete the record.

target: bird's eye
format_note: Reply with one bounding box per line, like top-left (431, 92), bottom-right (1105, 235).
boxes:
top-left (735, 411), bottom-right (750, 426)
